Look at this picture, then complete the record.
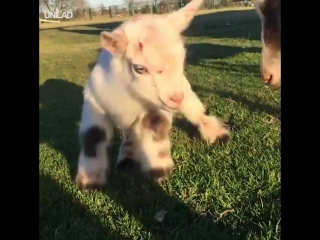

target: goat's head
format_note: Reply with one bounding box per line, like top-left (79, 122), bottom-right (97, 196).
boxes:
top-left (255, 0), bottom-right (281, 89)
top-left (100, 0), bottom-right (204, 111)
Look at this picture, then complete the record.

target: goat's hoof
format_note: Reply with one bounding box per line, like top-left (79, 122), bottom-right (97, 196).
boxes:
top-left (146, 167), bottom-right (173, 182)
top-left (199, 115), bottom-right (231, 145)
top-left (116, 158), bottom-right (140, 172)
top-left (217, 131), bottom-right (231, 144)
top-left (75, 171), bottom-right (106, 191)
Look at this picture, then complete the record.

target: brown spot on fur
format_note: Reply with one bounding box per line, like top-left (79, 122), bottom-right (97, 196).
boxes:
top-left (146, 167), bottom-right (173, 180)
top-left (81, 126), bottom-right (106, 157)
top-left (126, 151), bottom-right (134, 158)
top-left (158, 149), bottom-right (171, 158)
top-left (142, 110), bottom-right (171, 141)
top-left (217, 133), bottom-right (231, 144)
top-left (75, 172), bottom-right (103, 191)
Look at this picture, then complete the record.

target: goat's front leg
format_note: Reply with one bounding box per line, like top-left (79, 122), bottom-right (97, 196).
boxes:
top-left (180, 76), bottom-right (231, 144)
top-left (116, 110), bottom-right (174, 181)
top-left (76, 99), bottom-right (114, 190)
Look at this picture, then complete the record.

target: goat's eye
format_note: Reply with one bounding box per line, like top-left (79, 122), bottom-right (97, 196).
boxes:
top-left (133, 64), bottom-right (148, 74)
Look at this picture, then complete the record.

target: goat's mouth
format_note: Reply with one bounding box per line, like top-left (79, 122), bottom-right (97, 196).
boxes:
top-left (159, 99), bottom-right (180, 111)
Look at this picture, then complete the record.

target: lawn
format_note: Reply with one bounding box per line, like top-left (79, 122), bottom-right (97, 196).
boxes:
top-left (39, 8), bottom-right (281, 240)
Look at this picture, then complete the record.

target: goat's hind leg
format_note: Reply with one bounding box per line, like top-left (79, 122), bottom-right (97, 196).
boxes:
top-left (140, 110), bottom-right (174, 180)
top-left (116, 110), bottom-right (174, 181)
top-left (76, 99), bottom-right (113, 190)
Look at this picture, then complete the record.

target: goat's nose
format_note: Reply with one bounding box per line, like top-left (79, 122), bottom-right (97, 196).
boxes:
top-left (261, 69), bottom-right (273, 84)
top-left (169, 92), bottom-right (184, 105)
top-left (263, 73), bottom-right (273, 84)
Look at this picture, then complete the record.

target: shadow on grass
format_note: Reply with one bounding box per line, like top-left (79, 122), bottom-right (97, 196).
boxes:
top-left (39, 174), bottom-right (128, 240)
top-left (39, 79), bottom-right (278, 239)
top-left (39, 20), bottom-right (123, 32)
top-left (183, 9), bottom-right (260, 40)
top-left (198, 61), bottom-right (260, 77)
top-left (191, 83), bottom-right (279, 117)
top-left (57, 23), bottom-right (121, 35)
top-left (214, 89), bottom-right (279, 116)
top-left (188, 61), bottom-right (260, 76)
top-left (186, 43), bottom-right (260, 65)
top-left (40, 9), bottom-right (260, 41)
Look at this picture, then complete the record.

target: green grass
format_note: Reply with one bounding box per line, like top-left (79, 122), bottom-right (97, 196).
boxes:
top-left (39, 9), bottom-right (281, 240)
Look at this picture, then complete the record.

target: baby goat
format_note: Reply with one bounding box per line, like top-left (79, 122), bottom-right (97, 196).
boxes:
top-left (76, 0), bottom-right (230, 190)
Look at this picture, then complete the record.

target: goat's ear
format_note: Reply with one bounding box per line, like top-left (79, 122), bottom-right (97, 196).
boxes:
top-left (100, 30), bottom-right (128, 54)
top-left (166, 0), bottom-right (204, 33)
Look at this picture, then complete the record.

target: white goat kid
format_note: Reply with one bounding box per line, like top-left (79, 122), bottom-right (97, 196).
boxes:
top-left (76, 0), bottom-right (230, 190)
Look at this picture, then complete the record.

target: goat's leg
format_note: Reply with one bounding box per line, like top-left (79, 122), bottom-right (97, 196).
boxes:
top-left (116, 122), bottom-right (141, 172)
top-left (180, 75), bottom-right (231, 144)
top-left (116, 110), bottom-right (174, 181)
top-left (75, 99), bottom-right (113, 190)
